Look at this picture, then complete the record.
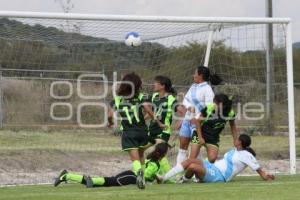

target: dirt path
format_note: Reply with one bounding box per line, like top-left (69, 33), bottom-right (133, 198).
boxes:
top-left (0, 150), bottom-right (298, 185)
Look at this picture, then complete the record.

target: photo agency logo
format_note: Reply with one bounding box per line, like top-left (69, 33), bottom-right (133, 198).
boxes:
top-left (50, 72), bottom-right (266, 128)
top-left (50, 73), bottom-right (109, 128)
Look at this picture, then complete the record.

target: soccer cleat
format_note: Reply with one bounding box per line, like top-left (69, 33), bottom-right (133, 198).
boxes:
top-left (136, 169), bottom-right (145, 189)
top-left (84, 175), bottom-right (94, 188)
top-left (177, 175), bottom-right (191, 184)
top-left (192, 175), bottom-right (200, 183)
top-left (54, 169), bottom-right (68, 187)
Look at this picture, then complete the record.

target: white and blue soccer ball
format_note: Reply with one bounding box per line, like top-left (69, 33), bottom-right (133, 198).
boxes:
top-left (125, 32), bottom-right (142, 47)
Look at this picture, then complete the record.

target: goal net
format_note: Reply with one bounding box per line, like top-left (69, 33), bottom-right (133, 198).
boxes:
top-left (0, 12), bottom-right (296, 185)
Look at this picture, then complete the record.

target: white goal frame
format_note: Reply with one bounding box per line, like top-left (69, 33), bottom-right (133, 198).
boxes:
top-left (0, 11), bottom-right (296, 174)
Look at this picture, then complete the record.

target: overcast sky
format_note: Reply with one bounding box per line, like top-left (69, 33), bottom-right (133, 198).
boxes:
top-left (0, 0), bottom-right (299, 41)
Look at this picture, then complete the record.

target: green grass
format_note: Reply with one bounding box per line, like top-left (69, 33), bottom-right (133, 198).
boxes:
top-left (1, 175), bottom-right (300, 200)
top-left (0, 130), bottom-right (299, 159)
top-left (0, 130), bottom-right (121, 153)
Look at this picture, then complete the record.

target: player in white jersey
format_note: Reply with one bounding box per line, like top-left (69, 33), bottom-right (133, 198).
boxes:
top-left (163, 134), bottom-right (275, 183)
top-left (177, 66), bottom-right (222, 164)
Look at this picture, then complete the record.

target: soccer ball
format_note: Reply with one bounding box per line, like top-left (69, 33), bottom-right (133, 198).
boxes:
top-left (125, 32), bottom-right (142, 47)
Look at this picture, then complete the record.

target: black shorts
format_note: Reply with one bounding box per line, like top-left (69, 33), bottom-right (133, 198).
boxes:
top-left (122, 128), bottom-right (148, 151)
top-left (191, 131), bottom-right (219, 148)
top-left (102, 170), bottom-right (136, 187)
top-left (148, 130), bottom-right (170, 144)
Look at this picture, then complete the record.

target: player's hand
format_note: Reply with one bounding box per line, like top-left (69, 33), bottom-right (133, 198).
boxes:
top-left (234, 139), bottom-right (239, 147)
top-left (190, 118), bottom-right (198, 125)
top-left (158, 122), bottom-right (170, 130)
top-left (199, 137), bottom-right (205, 146)
top-left (107, 122), bottom-right (113, 128)
top-left (155, 174), bottom-right (164, 184)
top-left (175, 121), bottom-right (183, 130)
top-left (265, 174), bottom-right (275, 181)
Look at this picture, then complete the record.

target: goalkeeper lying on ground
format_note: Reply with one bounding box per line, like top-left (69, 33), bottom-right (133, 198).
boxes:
top-left (54, 143), bottom-right (172, 188)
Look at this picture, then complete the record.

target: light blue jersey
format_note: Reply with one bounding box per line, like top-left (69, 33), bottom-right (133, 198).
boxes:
top-left (182, 82), bottom-right (214, 117)
top-left (180, 82), bottom-right (214, 138)
top-left (213, 148), bottom-right (260, 182)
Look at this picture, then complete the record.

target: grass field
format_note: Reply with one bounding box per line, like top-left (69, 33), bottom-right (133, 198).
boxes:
top-left (0, 129), bottom-right (300, 199)
top-left (0, 175), bottom-right (300, 200)
top-left (0, 130), bottom-right (299, 159)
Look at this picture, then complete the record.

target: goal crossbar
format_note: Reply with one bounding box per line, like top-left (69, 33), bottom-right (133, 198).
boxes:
top-left (0, 11), bottom-right (291, 24)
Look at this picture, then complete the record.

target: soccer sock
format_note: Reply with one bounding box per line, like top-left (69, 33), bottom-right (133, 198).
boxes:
top-left (176, 149), bottom-right (187, 164)
top-left (91, 177), bottom-right (105, 186)
top-left (163, 163), bottom-right (184, 181)
top-left (65, 173), bottom-right (83, 183)
top-left (141, 164), bottom-right (145, 172)
top-left (159, 156), bottom-right (171, 175)
top-left (132, 160), bottom-right (142, 175)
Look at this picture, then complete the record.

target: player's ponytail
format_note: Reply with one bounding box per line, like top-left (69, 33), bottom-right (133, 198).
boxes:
top-left (154, 75), bottom-right (177, 95)
top-left (197, 66), bottom-right (222, 86)
top-left (146, 142), bottom-right (169, 161)
top-left (214, 93), bottom-right (233, 117)
top-left (244, 147), bottom-right (256, 157)
top-left (239, 134), bottom-right (256, 157)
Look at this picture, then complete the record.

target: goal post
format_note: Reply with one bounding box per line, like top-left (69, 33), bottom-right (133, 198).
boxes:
top-left (286, 22), bottom-right (296, 174)
top-left (0, 11), bottom-right (297, 185)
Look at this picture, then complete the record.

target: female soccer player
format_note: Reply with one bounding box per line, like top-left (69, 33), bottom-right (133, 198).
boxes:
top-left (147, 75), bottom-right (181, 145)
top-left (189, 93), bottom-right (238, 163)
top-left (162, 134), bottom-right (275, 183)
top-left (177, 66), bottom-right (222, 164)
top-left (143, 75), bottom-right (185, 174)
top-left (107, 72), bottom-right (166, 189)
top-left (54, 143), bottom-right (170, 188)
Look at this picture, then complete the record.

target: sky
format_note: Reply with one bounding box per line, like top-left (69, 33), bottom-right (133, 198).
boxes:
top-left (0, 0), bottom-right (299, 41)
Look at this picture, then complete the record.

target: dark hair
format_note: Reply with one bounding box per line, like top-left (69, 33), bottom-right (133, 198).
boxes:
top-left (154, 75), bottom-right (177, 95)
top-left (197, 66), bottom-right (222, 86)
top-left (239, 134), bottom-right (256, 157)
top-left (117, 72), bottom-right (142, 98)
top-left (214, 93), bottom-right (233, 117)
top-left (146, 143), bottom-right (169, 161)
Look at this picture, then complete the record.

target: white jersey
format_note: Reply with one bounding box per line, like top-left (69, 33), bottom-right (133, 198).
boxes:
top-left (214, 148), bottom-right (260, 182)
top-left (182, 82), bottom-right (214, 119)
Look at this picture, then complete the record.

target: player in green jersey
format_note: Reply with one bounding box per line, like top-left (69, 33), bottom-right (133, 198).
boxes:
top-left (189, 93), bottom-right (238, 163)
top-left (107, 72), bottom-right (167, 189)
top-left (142, 76), bottom-right (185, 174)
top-left (54, 143), bottom-right (171, 188)
top-left (147, 76), bottom-right (185, 145)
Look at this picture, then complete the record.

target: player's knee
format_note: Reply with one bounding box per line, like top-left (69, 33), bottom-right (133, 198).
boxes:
top-left (208, 155), bottom-right (217, 163)
top-left (187, 163), bottom-right (198, 171)
top-left (179, 138), bottom-right (190, 149)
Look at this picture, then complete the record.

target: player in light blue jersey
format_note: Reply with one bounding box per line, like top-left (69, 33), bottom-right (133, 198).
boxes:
top-left (163, 134), bottom-right (275, 183)
top-left (177, 66), bottom-right (222, 164)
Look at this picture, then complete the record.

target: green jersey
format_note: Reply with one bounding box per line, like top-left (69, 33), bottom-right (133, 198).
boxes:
top-left (148, 93), bottom-right (177, 135)
top-left (200, 104), bottom-right (236, 145)
top-left (144, 159), bottom-right (160, 182)
top-left (110, 93), bottom-right (147, 131)
top-left (144, 157), bottom-right (174, 183)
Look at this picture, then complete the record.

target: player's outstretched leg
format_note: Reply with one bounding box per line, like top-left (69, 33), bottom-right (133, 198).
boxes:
top-left (85, 171), bottom-right (136, 188)
top-left (54, 170), bottom-right (87, 187)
